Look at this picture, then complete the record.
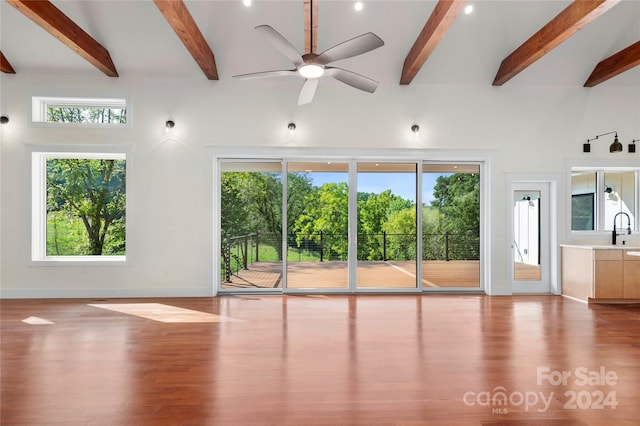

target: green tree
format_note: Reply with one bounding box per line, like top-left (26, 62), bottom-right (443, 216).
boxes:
top-left (294, 182), bottom-right (349, 260)
top-left (220, 172), bottom-right (251, 236)
top-left (237, 172), bottom-right (283, 260)
top-left (357, 190), bottom-right (414, 260)
top-left (422, 206), bottom-right (443, 260)
top-left (431, 173), bottom-right (480, 233)
top-left (47, 158), bottom-right (125, 255)
top-left (430, 173), bottom-right (480, 260)
top-left (286, 173), bottom-right (314, 232)
top-left (47, 106), bottom-right (126, 123)
top-left (383, 207), bottom-right (417, 260)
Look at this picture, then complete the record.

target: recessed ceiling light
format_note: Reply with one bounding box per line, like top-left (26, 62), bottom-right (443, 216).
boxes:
top-left (243, 0), bottom-right (252, 7)
top-left (464, 4), bottom-right (474, 14)
top-left (354, 2), bottom-right (363, 12)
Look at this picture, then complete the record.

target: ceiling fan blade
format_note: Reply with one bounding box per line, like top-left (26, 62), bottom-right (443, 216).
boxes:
top-left (316, 33), bottom-right (384, 65)
top-left (324, 67), bottom-right (378, 93)
top-left (298, 78), bottom-right (319, 105)
top-left (255, 25), bottom-right (304, 67)
top-left (233, 69), bottom-right (297, 80)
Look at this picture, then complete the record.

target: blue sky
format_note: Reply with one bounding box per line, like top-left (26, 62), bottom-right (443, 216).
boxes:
top-left (305, 172), bottom-right (449, 205)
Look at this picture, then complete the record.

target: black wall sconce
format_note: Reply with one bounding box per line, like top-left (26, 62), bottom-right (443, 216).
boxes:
top-left (165, 119), bottom-right (175, 129)
top-left (583, 131), bottom-right (621, 153)
top-left (0, 115), bottom-right (9, 124)
top-left (604, 185), bottom-right (613, 194)
top-left (288, 122), bottom-right (296, 133)
top-left (630, 139), bottom-right (638, 153)
top-left (411, 124), bottom-right (419, 133)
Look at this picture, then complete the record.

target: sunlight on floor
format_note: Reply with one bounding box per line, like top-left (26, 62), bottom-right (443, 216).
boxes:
top-left (88, 303), bottom-right (243, 323)
top-left (22, 316), bottom-right (55, 325)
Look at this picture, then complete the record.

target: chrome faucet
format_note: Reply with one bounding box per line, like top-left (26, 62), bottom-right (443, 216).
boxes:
top-left (612, 212), bottom-right (631, 245)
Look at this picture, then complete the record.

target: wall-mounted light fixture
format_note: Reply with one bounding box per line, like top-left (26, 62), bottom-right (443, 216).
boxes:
top-left (630, 139), bottom-right (638, 153)
top-left (604, 185), bottom-right (613, 194)
top-left (0, 115), bottom-right (9, 124)
top-left (584, 131), bottom-right (621, 153)
top-left (411, 124), bottom-right (419, 134)
top-left (165, 119), bottom-right (175, 129)
top-left (288, 122), bottom-right (296, 133)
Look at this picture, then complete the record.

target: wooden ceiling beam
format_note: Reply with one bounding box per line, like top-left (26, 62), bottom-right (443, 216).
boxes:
top-left (6, 0), bottom-right (118, 77)
top-left (1, 51), bottom-right (16, 74)
top-left (304, 0), bottom-right (319, 55)
top-left (400, 0), bottom-right (467, 85)
top-left (153, 0), bottom-right (219, 80)
top-left (492, 0), bottom-right (620, 86)
top-left (584, 40), bottom-right (640, 87)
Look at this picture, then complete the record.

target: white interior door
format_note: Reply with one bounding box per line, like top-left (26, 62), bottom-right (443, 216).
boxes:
top-left (510, 182), bottom-right (550, 293)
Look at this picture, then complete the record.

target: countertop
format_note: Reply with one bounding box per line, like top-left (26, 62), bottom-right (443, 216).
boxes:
top-left (561, 244), bottom-right (640, 250)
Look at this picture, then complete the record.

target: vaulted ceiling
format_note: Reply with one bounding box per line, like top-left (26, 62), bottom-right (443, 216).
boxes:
top-left (1, 0), bottom-right (639, 89)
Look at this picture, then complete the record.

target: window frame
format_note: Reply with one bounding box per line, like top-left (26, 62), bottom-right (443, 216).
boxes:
top-left (31, 96), bottom-right (129, 127)
top-left (215, 152), bottom-right (488, 294)
top-left (31, 150), bottom-right (128, 263)
top-left (568, 162), bottom-right (639, 241)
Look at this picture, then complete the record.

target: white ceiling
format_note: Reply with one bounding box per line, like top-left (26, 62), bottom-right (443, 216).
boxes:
top-left (1, 0), bottom-right (639, 88)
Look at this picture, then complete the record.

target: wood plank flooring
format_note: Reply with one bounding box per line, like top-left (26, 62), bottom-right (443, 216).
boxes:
top-left (2, 295), bottom-right (639, 425)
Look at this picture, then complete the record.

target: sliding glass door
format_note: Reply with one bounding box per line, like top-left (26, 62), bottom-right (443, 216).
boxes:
top-left (286, 161), bottom-right (349, 290)
top-left (218, 159), bottom-right (482, 292)
top-left (421, 163), bottom-right (481, 289)
top-left (356, 163), bottom-right (418, 289)
top-left (219, 161), bottom-right (283, 290)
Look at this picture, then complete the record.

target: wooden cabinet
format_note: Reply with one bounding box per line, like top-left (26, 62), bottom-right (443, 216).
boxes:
top-left (561, 246), bottom-right (640, 303)
top-left (593, 250), bottom-right (623, 299)
top-left (623, 250), bottom-right (640, 298)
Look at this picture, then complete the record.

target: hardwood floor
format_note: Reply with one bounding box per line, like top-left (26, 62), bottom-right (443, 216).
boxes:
top-left (2, 295), bottom-right (639, 425)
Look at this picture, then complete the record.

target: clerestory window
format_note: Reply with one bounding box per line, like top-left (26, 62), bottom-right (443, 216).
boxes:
top-left (32, 96), bottom-right (127, 125)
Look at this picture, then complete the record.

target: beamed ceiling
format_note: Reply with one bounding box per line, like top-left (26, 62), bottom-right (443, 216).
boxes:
top-left (1, 0), bottom-right (639, 89)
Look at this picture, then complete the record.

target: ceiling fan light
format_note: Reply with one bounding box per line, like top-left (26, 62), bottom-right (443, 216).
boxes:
top-left (299, 64), bottom-right (324, 79)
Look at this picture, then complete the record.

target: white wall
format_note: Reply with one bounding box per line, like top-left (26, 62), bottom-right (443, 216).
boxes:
top-left (1, 72), bottom-right (639, 297)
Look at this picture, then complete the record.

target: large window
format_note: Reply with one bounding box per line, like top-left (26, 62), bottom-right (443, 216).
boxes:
top-left (32, 152), bottom-right (127, 261)
top-left (571, 168), bottom-right (638, 233)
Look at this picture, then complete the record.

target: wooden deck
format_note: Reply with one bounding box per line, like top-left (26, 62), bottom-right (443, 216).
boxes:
top-left (223, 260), bottom-right (481, 289)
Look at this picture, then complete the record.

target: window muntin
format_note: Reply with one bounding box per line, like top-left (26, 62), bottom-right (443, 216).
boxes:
top-left (32, 96), bottom-right (127, 124)
top-left (32, 152), bottom-right (126, 261)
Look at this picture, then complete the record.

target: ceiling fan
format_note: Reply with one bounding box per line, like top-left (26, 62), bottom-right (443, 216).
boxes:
top-left (233, 2), bottom-right (384, 105)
